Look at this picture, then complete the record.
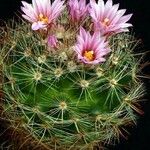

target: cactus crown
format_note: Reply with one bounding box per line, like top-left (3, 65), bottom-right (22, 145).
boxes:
top-left (0, 0), bottom-right (145, 149)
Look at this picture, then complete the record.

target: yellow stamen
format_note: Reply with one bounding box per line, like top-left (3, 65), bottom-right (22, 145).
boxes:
top-left (102, 18), bottom-right (110, 26)
top-left (84, 50), bottom-right (95, 61)
top-left (38, 13), bottom-right (48, 24)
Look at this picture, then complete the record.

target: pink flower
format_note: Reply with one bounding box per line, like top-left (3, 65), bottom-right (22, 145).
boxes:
top-left (21, 0), bottom-right (65, 30)
top-left (89, 0), bottom-right (133, 35)
top-left (68, 0), bottom-right (89, 22)
top-left (47, 35), bottom-right (58, 48)
top-left (75, 27), bottom-right (110, 64)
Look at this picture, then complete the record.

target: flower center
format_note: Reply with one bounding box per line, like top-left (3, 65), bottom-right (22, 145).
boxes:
top-left (102, 18), bottom-right (110, 27)
top-left (38, 13), bottom-right (48, 24)
top-left (83, 50), bottom-right (95, 61)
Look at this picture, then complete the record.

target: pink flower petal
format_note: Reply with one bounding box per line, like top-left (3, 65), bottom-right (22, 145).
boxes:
top-left (21, 0), bottom-right (64, 30)
top-left (89, 0), bottom-right (133, 35)
top-left (22, 14), bottom-right (35, 22)
top-left (31, 22), bottom-right (47, 30)
top-left (32, 0), bottom-right (39, 14)
top-left (68, 0), bottom-right (89, 22)
top-left (118, 14), bottom-right (133, 24)
top-left (47, 35), bottom-right (58, 48)
top-left (75, 27), bottom-right (110, 65)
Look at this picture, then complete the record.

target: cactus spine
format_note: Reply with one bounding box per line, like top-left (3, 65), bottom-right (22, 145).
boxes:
top-left (0, 4), bottom-right (145, 150)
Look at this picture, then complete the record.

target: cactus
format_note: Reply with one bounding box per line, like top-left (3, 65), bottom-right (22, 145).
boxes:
top-left (0, 0), bottom-right (145, 149)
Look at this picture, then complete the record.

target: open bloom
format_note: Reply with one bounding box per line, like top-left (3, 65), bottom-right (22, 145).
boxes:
top-left (68, 0), bottom-right (89, 22)
top-left (75, 27), bottom-right (110, 64)
top-left (89, 0), bottom-right (133, 35)
top-left (21, 0), bottom-right (65, 30)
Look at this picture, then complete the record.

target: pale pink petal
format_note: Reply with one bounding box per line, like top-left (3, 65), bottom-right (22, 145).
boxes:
top-left (47, 35), bottom-right (58, 48)
top-left (68, 0), bottom-right (89, 22)
top-left (116, 28), bottom-right (129, 33)
top-left (31, 22), bottom-right (47, 30)
top-left (22, 14), bottom-right (35, 22)
top-left (33, 0), bottom-right (43, 13)
top-left (22, 1), bottom-right (31, 9)
top-left (42, 0), bottom-right (50, 15)
top-left (119, 23), bottom-right (133, 28)
top-left (21, 7), bottom-right (37, 21)
top-left (97, 0), bottom-right (105, 19)
top-left (111, 9), bottom-right (126, 24)
top-left (107, 4), bottom-right (119, 21)
top-left (32, 0), bottom-right (39, 14)
top-left (75, 27), bottom-right (110, 64)
top-left (21, 0), bottom-right (64, 30)
top-left (118, 14), bottom-right (133, 24)
top-left (50, 0), bottom-right (65, 20)
top-left (105, 0), bottom-right (113, 9)
top-left (89, 0), bottom-right (133, 35)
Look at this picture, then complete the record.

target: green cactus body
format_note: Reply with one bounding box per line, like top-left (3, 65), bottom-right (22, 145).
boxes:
top-left (1, 9), bottom-right (144, 150)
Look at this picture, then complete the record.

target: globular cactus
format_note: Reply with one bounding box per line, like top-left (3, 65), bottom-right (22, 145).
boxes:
top-left (1, 0), bottom-right (145, 149)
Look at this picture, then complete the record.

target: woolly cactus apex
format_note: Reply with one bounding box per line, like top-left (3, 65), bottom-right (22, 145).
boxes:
top-left (0, 0), bottom-right (145, 149)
